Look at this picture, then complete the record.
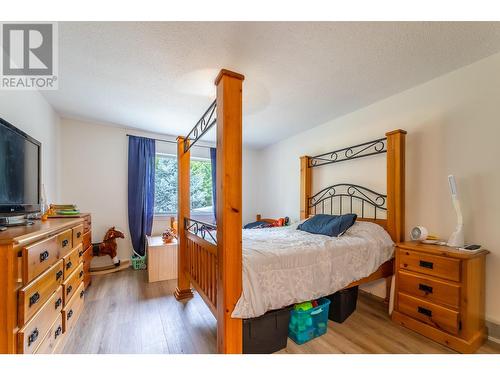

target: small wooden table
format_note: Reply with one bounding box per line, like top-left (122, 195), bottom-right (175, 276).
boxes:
top-left (146, 236), bottom-right (178, 283)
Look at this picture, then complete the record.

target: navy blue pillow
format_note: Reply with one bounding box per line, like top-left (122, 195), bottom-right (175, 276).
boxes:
top-left (244, 221), bottom-right (274, 229)
top-left (297, 214), bottom-right (357, 237)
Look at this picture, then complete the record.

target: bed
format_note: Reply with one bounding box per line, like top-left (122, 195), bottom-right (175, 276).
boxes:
top-left (234, 221), bottom-right (394, 318)
top-left (174, 69), bottom-right (406, 353)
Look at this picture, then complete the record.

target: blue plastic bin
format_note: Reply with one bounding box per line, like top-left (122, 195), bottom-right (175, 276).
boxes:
top-left (288, 298), bottom-right (331, 344)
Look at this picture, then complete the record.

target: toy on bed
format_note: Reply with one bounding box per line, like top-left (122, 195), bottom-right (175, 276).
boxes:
top-left (243, 214), bottom-right (290, 229)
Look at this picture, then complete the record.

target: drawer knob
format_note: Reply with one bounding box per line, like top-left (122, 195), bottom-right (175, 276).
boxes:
top-left (28, 328), bottom-right (39, 346)
top-left (55, 297), bottom-right (62, 309)
top-left (39, 251), bottom-right (49, 262)
top-left (419, 260), bottom-right (434, 269)
top-left (68, 309), bottom-right (73, 319)
top-left (417, 306), bottom-right (433, 317)
top-left (79, 270), bottom-right (84, 278)
top-left (66, 261), bottom-right (73, 270)
top-left (29, 292), bottom-right (40, 307)
top-left (79, 250), bottom-right (83, 257)
top-left (418, 283), bottom-right (433, 294)
top-left (77, 232), bottom-right (82, 238)
top-left (56, 270), bottom-right (63, 280)
top-left (62, 239), bottom-right (69, 247)
top-left (54, 326), bottom-right (62, 339)
top-left (66, 285), bottom-right (73, 295)
top-left (80, 290), bottom-right (85, 299)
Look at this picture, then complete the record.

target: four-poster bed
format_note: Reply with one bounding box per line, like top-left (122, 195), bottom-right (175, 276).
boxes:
top-left (174, 68), bottom-right (406, 354)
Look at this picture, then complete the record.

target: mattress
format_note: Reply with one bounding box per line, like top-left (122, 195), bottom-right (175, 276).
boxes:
top-left (232, 221), bottom-right (394, 319)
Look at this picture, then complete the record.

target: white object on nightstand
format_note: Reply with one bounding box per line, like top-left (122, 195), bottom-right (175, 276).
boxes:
top-left (146, 236), bottom-right (178, 282)
top-left (447, 175), bottom-right (465, 248)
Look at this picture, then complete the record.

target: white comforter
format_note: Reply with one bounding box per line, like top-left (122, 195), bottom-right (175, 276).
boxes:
top-left (232, 221), bottom-right (394, 318)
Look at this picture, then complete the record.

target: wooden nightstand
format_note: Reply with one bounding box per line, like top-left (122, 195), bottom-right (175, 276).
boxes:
top-left (146, 236), bottom-right (178, 283)
top-left (392, 241), bottom-right (489, 353)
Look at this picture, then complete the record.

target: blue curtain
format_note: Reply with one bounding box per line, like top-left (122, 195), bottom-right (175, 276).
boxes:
top-left (210, 147), bottom-right (217, 221)
top-left (128, 136), bottom-right (156, 256)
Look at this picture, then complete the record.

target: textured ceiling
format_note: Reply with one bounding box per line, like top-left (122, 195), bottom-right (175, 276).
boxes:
top-left (43, 22), bottom-right (500, 148)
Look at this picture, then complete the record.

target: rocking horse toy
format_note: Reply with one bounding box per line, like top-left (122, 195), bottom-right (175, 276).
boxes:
top-left (92, 227), bottom-right (125, 270)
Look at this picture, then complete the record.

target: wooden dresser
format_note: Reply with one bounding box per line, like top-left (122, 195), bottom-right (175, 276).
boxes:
top-left (0, 215), bottom-right (92, 354)
top-left (392, 241), bottom-right (489, 353)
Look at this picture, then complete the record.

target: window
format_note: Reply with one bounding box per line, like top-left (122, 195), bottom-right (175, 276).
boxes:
top-left (154, 154), bottom-right (213, 216)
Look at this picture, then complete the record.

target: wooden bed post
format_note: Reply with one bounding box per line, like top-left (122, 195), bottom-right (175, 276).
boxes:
top-left (215, 69), bottom-right (245, 354)
top-left (300, 156), bottom-right (311, 220)
top-left (174, 136), bottom-right (194, 301)
top-left (385, 129), bottom-right (407, 243)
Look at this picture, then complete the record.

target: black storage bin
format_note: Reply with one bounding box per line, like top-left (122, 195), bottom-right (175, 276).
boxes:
top-left (243, 306), bottom-right (292, 354)
top-left (326, 286), bottom-right (359, 323)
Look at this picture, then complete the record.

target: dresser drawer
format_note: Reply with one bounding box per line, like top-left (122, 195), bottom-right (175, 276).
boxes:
top-left (62, 282), bottom-right (85, 333)
top-left (18, 260), bottom-right (63, 326)
top-left (62, 263), bottom-right (84, 304)
top-left (57, 229), bottom-right (73, 258)
top-left (399, 249), bottom-right (461, 282)
top-left (34, 314), bottom-right (64, 354)
top-left (72, 224), bottom-right (84, 247)
top-left (63, 244), bottom-right (82, 280)
top-left (22, 235), bottom-right (60, 283)
top-left (18, 286), bottom-right (63, 354)
top-left (82, 230), bottom-right (92, 252)
top-left (398, 292), bottom-right (460, 335)
top-left (398, 270), bottom-right (460, 309)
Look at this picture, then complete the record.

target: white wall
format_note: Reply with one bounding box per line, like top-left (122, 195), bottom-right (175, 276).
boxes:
top-left (255, 52), bottom-right (500, 323)
top-left (0, 90), bottom-right (61, 202)
top-left (59, 117), bottom-right (259, 267)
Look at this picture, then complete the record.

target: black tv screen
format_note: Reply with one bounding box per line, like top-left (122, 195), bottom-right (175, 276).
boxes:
top-left (0, 118), bottom-right (41, 214)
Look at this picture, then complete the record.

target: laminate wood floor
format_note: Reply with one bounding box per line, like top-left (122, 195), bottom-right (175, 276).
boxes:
top-left (61, 268), bottom-right (500, 354)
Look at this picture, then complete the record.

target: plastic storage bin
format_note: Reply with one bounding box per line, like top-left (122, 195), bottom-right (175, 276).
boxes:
top-left (326, 286), bottom-right (358, 323)
top-left (243, 306), bottom-right (292, 353)
top-left (288, 298), bottom-right (331, 344)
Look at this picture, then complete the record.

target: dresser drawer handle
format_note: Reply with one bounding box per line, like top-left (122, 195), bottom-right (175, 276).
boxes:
top-left (79, 250), bottom-right (83, 257)
top-left (67, 309), bottom-right (74, 319)
top-left (79, 270), bottom-right (84, 278)
top-left (77, 232), bottom-right (82, 238)
top-left (419, 260), bottom-right (434, 269)
top-left (66, 261), bottom-right (73, 270)
top-left (56, 270), bottom-right (63, 280)
top-left (418, 283), bottom-right (433, 294)
top-left (66, 285), bottom-right (73, 295)
top-left (54, 326), bottom-right (62, 339)
top-left (29, 292), bottom-right (40, 307)
top-left (39, 251), bottom-right (49, 262)
top-left (28, 328), bottom-right (39, 346)
top-left (55, 297), bottom-right (62, 309)
top-left (80, 290), bottom-right (85, 298)
top-left (62, 239), bottom-right (69, 248)
top-left (418, 306), bottom-right (433, 317)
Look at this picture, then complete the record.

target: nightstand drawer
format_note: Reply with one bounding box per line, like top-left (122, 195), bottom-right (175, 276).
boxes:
top-left (398, 270), bottom-right (460, 309)
top-left (398, 292), bottom-right (459, 335)
top-left (399, 250), bottom-right (461, 282)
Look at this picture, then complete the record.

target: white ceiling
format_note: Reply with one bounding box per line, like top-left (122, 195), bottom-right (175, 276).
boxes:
top-left (44, 22), bottom-right (500, 148)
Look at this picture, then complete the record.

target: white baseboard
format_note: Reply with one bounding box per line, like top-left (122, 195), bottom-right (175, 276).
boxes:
top-left (488, 335), bottom-right (500, 344)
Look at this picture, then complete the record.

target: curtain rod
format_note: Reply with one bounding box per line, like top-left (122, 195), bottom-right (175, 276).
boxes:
top-left (126, 134), bottom-right (213, 149)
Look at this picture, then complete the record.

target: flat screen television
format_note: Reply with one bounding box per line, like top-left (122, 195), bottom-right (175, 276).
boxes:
top-left (0, 118), bottom-right (41, 217)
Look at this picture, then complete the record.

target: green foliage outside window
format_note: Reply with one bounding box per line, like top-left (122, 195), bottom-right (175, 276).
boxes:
top-left (154, 154), bottom-right (213, 214)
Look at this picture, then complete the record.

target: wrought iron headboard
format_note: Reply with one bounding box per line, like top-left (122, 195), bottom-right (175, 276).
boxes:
top-left (306, 136), bottom-right (388, 220)
top-left (308, 183), bottom-right (386, 220)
